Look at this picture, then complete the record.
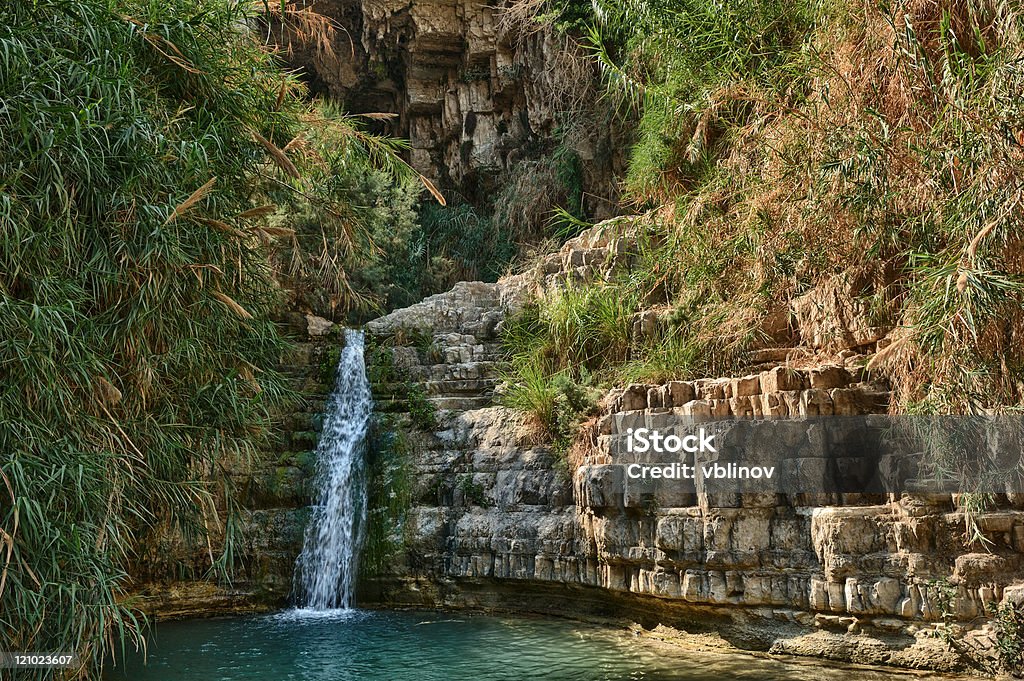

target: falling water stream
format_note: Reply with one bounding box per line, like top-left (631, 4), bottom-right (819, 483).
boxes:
top-left (292, 328), bottom-right (372, 611)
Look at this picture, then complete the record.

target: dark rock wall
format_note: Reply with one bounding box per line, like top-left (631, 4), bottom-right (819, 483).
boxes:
top-left (273, 0), bottom-right (624, 212)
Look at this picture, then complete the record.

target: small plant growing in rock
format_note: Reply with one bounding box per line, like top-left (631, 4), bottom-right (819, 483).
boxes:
top-left (459, 64), bottom-right (491, 82)
top-left (458, 474), bottom-right (491, 507)
top-left (318, 346), bottom-right (343, 385)
top-left (926, 578), bottom-right (961, 646)
top-left (360, 416), bottom-right (414, 578)
top-left (548, 373), bottom-right (598, 459)
top-left (406, 328), bottom-right (443, 364)
top-left (366, 340), bottom-right (402, 385)
top-left (406, 383), bottom-right (439, 431)
top-left (993, 601), bottom-right (1024, 676)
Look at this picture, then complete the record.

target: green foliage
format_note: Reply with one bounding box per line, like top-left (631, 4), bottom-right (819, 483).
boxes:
top-left (542, 281), bottom-right (637, 370)
top-left (500, 364), bottom-right (597, 466)
top-left (0, 0), bottom-right (415, 676)
top-left (621, 327), bottom-right (707, 384)
top-left (365, 337), bottom-right (438, 432)
top-left (992, 601), bottom-right (1024, 675)
top-left (365, 338), bottom-right (400, 386)
top-left (493, 136), bottom-right (590, 247)
top-left (0, 0), bottom-right (287, 673)
top-left (319, 346), bottom-right (343, 385)
top-left (521, 0), bottom-right (1024, 418)
top-left (552, 141), bottom-right (585, 218)
top-left (496, 0), bottom-right (831, 429)
top-left (531, 0), bottom-right (594, 35)
top-left (360, 416), bottom-right (413, 578)
top-left (405, 383), bottom-right (439, 432)
top-left (500, 300), bottom-right (603, 458)
top-left (269, 108), bottom-right (422, 318)
top-left (926, 578), bottom-right (960, 643)
top-left (587, 0), bottom-right (822, 197)
top-left (457, 474), bottom-right (491, 507)
top-left (546, 374), bottom-right (598, 461)
top-left (501, 358), bottom-right (561, 433)
top-left (405, 202), bottom-right (516, 294)
top-left (956, 491), bottom-right (996, 550)
top-left (809, 1), bottom-right (1024, 412)
top-left (497, 214), bottom-right (753, 410)
top-left (370, 131), bottom-right (593, 309)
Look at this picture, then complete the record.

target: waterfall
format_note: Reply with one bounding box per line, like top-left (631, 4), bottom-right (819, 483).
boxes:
top-left (293, 328), bottom-right (372, 610)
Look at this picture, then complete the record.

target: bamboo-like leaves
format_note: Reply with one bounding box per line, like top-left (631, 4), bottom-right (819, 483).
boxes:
top-left (417, 172), bottom-right (447, 207)
top-left (0, 0), bottom-right (304, 674)
top-left (238, 204), bottom-right (278, 219)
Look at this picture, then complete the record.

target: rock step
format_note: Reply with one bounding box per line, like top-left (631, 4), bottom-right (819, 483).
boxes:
top-left (429, 396), bottom-right (495, 411)
top-left (745, 347), bottom-right (803, 363)
top-left (425, 378), bottom-right (499, 396)
top-left (606, 366), bottom-right (887, 414)
top-left (365, 281), bottom-right (503, 337)
top-left (406, 361), bottom-right (504, 382)
top-left (373, 398), bottom-right (411, 413)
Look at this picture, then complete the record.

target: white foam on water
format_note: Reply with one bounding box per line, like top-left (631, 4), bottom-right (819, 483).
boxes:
top-left (271, 608), bottom-right (368, 623)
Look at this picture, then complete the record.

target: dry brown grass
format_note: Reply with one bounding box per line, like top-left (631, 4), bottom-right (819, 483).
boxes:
top-left (497, 0), bottom-right (549, 38)
top-left (259, 0), bottom-right (344, 62)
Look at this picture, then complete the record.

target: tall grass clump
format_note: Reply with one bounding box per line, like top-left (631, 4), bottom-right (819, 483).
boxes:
top-left (807, 0), bottom-right (1024, 414)
top-left (587, 0), bottom-right (824, 198)
top-left (542, 281), bottom-right (636, 369)
top-left (536, 0), bottom-right (1024, 415)
top-left (0, 0), bottom-right (417, 676)
top-left (498, 282), bottom-right (635, 449)
top-left (410, 202), bottom-right (516, 294)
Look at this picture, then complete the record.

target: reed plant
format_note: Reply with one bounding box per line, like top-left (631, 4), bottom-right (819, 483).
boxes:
top-left (522, 0), bottom-right (1024, 415)
top-left (0, 0), bottom-right (419, 676)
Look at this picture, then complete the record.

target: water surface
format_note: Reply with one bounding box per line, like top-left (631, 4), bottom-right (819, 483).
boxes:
top-left (104, 609), bottom-right (964, 681)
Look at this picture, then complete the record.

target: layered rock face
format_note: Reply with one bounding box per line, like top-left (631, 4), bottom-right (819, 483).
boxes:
top-left (132, 219), bottom-right (1024, 673)
top-left (274, 0), bottom-right (620, 208)
top-left (366, 280), bottom-right (505, 411)
top-left (361, 223), bottom-right (1024, 673)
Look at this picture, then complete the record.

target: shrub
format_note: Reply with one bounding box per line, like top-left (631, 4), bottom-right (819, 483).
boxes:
top-left (588, 0), bottom-right (823, 198)
top-left (993, 601), bottom-right (1024, 675)
top-left (271, 108), bottom-right (422, 318)
top-left (501, 359), bottom-right (561, 432)
top-left (405, 383), bottom-right (439, 432)
top-left (542, 281), bottom-right (637, 370)
top-left (457, 474), bottom-right (491, 507)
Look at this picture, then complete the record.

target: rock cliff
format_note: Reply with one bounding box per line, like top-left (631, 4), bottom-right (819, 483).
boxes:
top-left (127, 220), bottom-right (1024, 674)
top-left (360, 222), bottom-right (1024, 675)
top-left (272, 0), bottom-right (622, 211)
